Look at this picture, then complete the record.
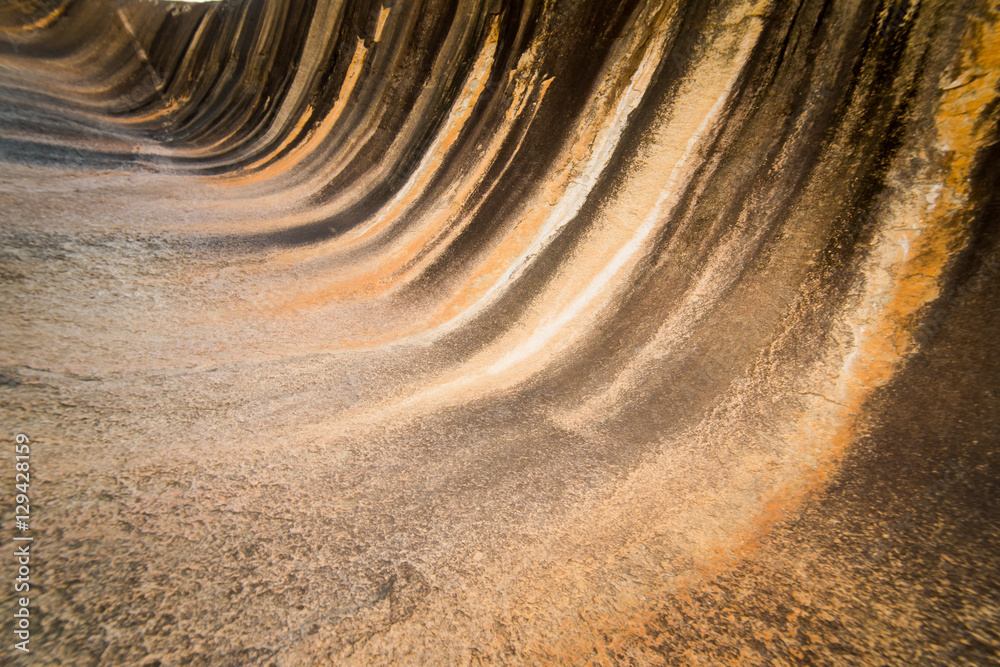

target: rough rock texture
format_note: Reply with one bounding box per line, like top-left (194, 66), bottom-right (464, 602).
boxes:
top-left (1, 0), bottom-right (998, 664)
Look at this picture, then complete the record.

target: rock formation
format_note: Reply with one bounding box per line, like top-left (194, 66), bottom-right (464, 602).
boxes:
top-left (1, 0), bottom-right (998, 664)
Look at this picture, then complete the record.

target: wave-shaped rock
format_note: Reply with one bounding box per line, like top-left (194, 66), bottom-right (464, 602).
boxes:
top-left (1, 0), bottom-right (998, 664)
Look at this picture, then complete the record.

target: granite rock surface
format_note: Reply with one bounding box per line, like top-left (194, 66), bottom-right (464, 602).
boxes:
top-left (1, 0), bottom-right (998, 664)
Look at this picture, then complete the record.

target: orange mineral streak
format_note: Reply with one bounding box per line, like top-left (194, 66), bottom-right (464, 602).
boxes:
top-left (233, 104), bottom-right (317, 173)
top-left (269, 77), bottom-right (588, 340)
top-left (0, 0), bottom-right (68, 32)
top-left (750, 5), bottom-right (1000, 537)
top-left (269, 31), bottom-right (673, 332)
top-left (269, 22), bottom-right (547, 319)
top-left (374, 5), bottom-right (390, 43)
top-left (226, 15), bottom-right (500, 219)
top-left (515, 15), bottom-right (1000, 662)
top-left (222, 38), bottom-right (369, 187)
top-left (265, 17), bottom-right (679, 334)
top-left (252, 18), bottom-right (503, 275)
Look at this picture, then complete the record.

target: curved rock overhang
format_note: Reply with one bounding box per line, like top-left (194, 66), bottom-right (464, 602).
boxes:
top-left (1, 0), bottom-right (998, 664)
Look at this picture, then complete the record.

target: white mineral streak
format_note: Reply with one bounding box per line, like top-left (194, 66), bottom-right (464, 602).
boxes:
top-left (389, 13), bottom-right (766, 414)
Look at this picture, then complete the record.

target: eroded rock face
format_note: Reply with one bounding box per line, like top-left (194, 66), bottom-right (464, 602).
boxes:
top-left (1, 0), bottom-right (998, 664)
